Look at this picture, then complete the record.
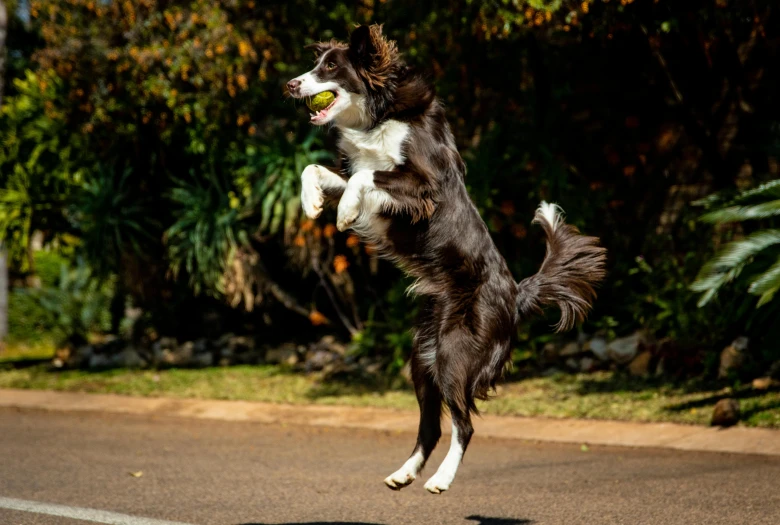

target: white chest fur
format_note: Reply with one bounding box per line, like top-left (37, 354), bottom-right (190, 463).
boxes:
top-left (338, 120), bottom-right (410, 174)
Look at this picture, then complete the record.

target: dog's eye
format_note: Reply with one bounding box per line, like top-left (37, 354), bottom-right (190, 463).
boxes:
top-left (326, 62), bottom-right (337, 70)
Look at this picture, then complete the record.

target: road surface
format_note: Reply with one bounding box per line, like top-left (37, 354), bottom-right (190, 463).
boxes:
top-left (1, 407), bottom-right (779, 525)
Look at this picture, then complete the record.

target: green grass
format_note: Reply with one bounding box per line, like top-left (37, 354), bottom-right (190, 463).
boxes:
top-left (0, 364), bottom-right (778, 428)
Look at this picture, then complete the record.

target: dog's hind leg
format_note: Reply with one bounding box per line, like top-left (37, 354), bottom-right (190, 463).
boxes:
top-left (422, 337), bottom-right (475, 494)
top-left (384, 348), bottom-right (442, 490)
top-left (423, 401), bottom-right (473, 494)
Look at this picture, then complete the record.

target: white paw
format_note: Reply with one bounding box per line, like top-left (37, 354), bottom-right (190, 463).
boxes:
top-left (301, 165), bottom-right (324, 219)
top-left (384, 468), bottom-right (416, 491)
top-left (424, 473), bottom-right (453, 494)
top-left (336, 192), bottom-right (360, 231)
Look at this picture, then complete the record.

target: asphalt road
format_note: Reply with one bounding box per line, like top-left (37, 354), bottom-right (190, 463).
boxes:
top-left (1, 407), bottom-right (779, 525)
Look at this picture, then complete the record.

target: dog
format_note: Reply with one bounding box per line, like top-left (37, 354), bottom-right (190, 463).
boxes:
top-left (287, 24), bottom-right (606, 494)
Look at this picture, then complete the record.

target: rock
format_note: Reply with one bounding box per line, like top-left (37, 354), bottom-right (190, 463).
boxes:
top-left (585, 337), bottom-right (608, 361)
top-left (159, 341), bottom-right (193, 366)
top-left (265, 344), bottom-right (299, 366)
top-left (364, 361), bottom-right (384, 376)
top-left (711, 398), bottom-right (740, 427)
top-left (629, 351), bottom-right (653, 377)
top-left (559, 342), bottom-right (581, 357)
top-left (654, 356), bottom-right (666, 377)
top-left (580, 357), bottom-right (595, 372)
top-left (305, 350), bottom-right (338, 372)
top-left (541, 367), bottom-right (563, 377)
top-left (767, 361), bottom-right (780, 380)
top-left (752, 377), bottom-right (780, 390)
top-left (540, 342), bottom-right (560, 365)
top-left (193, 338), bottom-right (210, 354)
top-left (152, 337), bottom-right (178, 364)
top-left (88, 353), bottom-right (112, 370)
top-left (111, 347), bottom-right (146, 369)
top-left (606, 332), bottom-right (643, 364)
top-left (309, 335), bottom-right (347, 356)
top-left (564, 358), bottom-right (579, 370)
top-left (719, 336), bottom-right (749, 379)
top-left (68, 345), bottom-right (95, 368)
top-left (188, 351), bottom-right (213, 368)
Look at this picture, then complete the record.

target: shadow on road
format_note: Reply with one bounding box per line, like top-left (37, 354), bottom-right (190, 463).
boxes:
top-left (236, 522), bottom-right (382, 525)
top-left (236, 517), bottom-right (533, 525)
top-left (467, 516), bottom-right (534, 525)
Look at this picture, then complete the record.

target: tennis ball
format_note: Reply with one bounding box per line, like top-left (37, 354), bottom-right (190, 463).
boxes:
top-left (306, 91), bottom-right (336, 112)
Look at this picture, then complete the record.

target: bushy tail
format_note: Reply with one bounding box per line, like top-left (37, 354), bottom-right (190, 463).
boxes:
top-left (516, 202), bottom-right (607, 332)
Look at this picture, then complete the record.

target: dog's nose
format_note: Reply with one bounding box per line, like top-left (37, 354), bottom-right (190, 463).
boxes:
top-left (287, 79), bottom-right (301, 93)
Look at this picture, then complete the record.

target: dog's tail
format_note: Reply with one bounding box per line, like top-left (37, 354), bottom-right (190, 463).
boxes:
top-left (516, 202), bottom-right (607, 331)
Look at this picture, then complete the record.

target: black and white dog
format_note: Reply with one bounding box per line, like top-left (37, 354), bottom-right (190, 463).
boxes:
top-left (287, 24), bottom-right (606, 494)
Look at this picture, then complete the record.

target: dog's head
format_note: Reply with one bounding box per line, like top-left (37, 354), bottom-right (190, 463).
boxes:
top-left (286, 24), bottom-right (402, 128)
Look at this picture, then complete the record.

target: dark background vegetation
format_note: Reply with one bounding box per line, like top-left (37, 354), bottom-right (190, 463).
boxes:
top-left (1, 0), bottom-right (779, 382)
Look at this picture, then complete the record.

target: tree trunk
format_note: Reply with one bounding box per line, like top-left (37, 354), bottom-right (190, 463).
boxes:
top-left (0, 0), bottom-right (8, 346)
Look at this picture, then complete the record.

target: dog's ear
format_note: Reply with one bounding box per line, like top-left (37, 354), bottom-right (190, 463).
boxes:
top-left (304, 42), bottom-right (330, 59)
top-left (349, 25), bottom-right (375, 67)
top-left (349, 24), bottom-right (399, 89)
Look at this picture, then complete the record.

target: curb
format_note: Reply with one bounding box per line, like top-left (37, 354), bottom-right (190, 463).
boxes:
top-left (1, 388), bottom-right (778, 456)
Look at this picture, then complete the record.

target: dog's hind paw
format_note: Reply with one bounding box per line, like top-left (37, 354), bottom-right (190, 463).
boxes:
top-left (423, 473), bottom-right (452, 494)
top-left (384, 471), bottom-right (416, 491)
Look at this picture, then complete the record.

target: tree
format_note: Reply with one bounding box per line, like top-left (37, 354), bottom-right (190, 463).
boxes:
top-left (0, 0), bottom-right (9, 345)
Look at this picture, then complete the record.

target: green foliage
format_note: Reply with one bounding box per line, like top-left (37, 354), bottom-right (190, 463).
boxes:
top-left (165, 171), bottom-right (249, 296)
top-left (9, 253), bottom-right (112, 347)
top-left (4, 0), bottom-right (780, 376)
top-left (350, 279), bottom-right (417, 374)
top-left (693, 180), bottom-right (780, 308)
top-left (240, 129), bottom-right (332, 239)
top-left (73, 165), bottom-right (157, 277)
top-left (23, 260), bottom-right (114, 346)
top-left (0, 70), bottom-right (86, 271)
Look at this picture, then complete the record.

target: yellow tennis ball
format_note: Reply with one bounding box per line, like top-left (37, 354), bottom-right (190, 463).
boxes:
top-left (306, 91), bottom-right (336, 112)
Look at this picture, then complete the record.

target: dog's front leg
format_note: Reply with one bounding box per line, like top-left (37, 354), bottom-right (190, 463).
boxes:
top-left (336, 169), bottom-right (437, 231)
top-left (336, 170), bottom-right (374, 231)
top-left (301, 165), bottom-right (347, 219)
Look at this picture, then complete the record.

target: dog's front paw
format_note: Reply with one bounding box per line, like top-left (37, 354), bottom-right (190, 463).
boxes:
top-left (423, 473), bottom-right (452, 494)
top-left (301, 165), bottom-right (324, 219)
top-left (336, 193), bottom-right (360, 231)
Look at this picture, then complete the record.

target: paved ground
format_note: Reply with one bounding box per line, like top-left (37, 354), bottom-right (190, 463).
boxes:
top-left (1, 408), bottom-right (780, 525)
top-left (3, 389), bottom-right (779, 456)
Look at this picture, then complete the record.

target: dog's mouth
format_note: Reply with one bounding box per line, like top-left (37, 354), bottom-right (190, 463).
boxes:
top-left (307, 91), bottom-right (339, 123)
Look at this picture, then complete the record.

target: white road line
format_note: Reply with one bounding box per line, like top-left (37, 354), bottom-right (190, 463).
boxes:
top-left (0, 496), bottom-right (195, 525)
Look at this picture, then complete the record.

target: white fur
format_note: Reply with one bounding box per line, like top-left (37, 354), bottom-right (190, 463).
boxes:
top-left (417, 337), bottom-right (438, 371)
top-left (338, 120), bottom-right (410, 173)
top-left (334, 120), bottom-right (410, 234)
top-left (535, 201), bottom-right (564, 232)
top-left (424, 423), bottom-right (464, 494)
top-left (384, 450), bottom-right (425, 490)
top-left (301, 165), bottom-right (346, 219)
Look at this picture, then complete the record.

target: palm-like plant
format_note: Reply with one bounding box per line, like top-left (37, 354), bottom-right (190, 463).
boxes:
top-left (692, 179), bottom-right (780, 307)
top-left (165, 170), bottom-right (249, 296)
top-left (239, 128), bottom-right (332, 243)
top-left (72, 164), bottom-right (157, 278)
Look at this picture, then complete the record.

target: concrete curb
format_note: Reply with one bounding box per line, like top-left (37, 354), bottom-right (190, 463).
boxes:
top-left (1, 388), bottom-right (778, 456)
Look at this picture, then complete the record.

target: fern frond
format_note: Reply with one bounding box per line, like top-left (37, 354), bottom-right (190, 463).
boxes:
top-left (691, 229), bottom-right (780, 306)
top-left (700, 200), bottom-right (780, 224)
top-left (748, 257), bottom-right (780, 307)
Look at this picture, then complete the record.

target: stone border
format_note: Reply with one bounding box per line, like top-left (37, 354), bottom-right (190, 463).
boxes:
top-left (1, 388), bottom-right (778, 456)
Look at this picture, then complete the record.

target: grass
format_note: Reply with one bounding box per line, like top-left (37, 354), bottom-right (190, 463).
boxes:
top-left (1, 361), bottom-right (778, 428)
